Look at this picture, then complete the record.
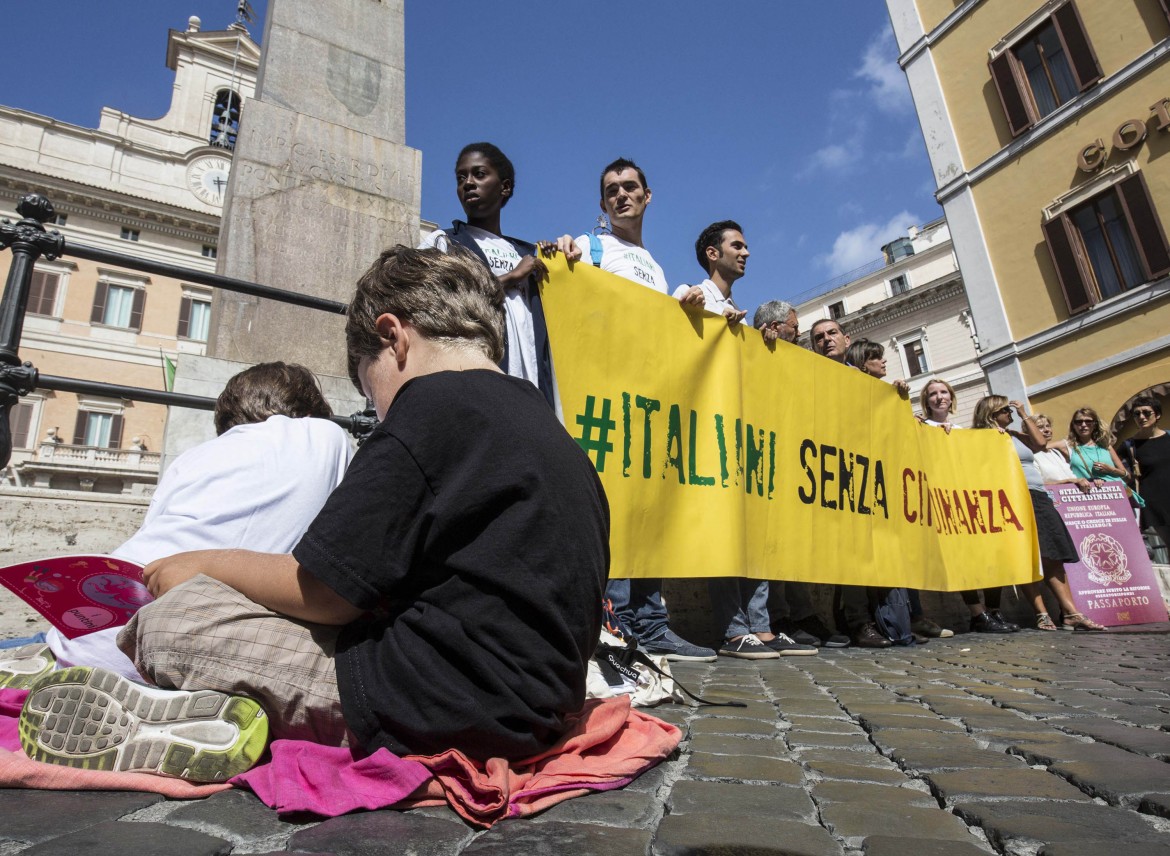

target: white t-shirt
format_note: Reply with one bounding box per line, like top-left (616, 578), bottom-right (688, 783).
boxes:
top-left (421, 227), bottom-right (537, 386)
top-left (47, 415), bottom-right (353, 680)
top-left (672, 278), bottom-right (739, 315)
top-left (572, 233), bottom-right (670, 294)
top-left (1036, 448), bottom-right (1077, 484)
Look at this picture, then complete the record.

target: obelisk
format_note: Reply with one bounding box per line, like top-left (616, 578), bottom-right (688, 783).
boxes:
top-left (209, 0), bottom-right (421, 372)
top-left (166, 0), bottom-right (419, 460)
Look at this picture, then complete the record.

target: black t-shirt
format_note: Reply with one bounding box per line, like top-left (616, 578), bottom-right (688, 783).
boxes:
top-left (293, 370), bottom-right (609, 760)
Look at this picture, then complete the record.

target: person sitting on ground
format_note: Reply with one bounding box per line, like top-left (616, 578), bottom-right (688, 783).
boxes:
top-left (972, 395), bottom-right (1104, 632)
top-left (18, 246), bottom-right (610, 782)
top-left (4, 362), bottom-right (353, 689)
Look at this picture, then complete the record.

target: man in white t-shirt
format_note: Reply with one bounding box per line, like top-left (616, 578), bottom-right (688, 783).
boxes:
top-left (677, 222), bottom-right (815, 659)
top-left (557, 159), bottom-right (715, 663)
top-left (420, 142), bottom-right (558, 412)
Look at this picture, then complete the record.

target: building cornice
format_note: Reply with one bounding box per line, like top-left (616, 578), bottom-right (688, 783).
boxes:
top-left (898, 0), bottom-right (986, 68)
top-left (845, 274), bottom-right (966, 335)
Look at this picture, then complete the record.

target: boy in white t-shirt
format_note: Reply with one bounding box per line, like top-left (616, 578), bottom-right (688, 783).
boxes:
top-left (420, 142), bottom-right (559, 412)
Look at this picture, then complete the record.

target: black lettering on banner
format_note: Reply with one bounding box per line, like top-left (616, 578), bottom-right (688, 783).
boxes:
top-left (799, 439), bottom-right (817, 504)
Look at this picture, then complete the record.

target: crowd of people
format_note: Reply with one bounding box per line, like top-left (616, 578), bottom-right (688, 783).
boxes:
top-left (0, 141), bottom-right (1166, 788)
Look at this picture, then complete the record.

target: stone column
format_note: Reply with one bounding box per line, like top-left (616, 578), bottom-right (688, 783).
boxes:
top-left (208, 0), bottom-right (421, 375)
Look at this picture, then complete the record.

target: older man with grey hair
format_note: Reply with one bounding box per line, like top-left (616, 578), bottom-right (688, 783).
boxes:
top-left (752, 300), bottom-right (800, 344)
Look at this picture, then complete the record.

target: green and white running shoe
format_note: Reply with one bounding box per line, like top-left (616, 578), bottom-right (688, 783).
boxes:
top-left (19, 666), bottom-right (268, 782)
top-left (0, 643), bottom-right (56, 690)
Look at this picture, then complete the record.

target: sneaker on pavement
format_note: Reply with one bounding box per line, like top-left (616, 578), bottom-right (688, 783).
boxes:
top-left (788, 628), bottom-right (823, 647)
top-left (910, 617), bottom-right (946, 638)
top-left (797, 616), bottom-right (852, 648)
top-left (970, 611), bottom-right (1016, 633)
top-left (0, 643), bottom-right (56, 690)
top-left (763, 634), bottom-right (818, 656)
top-left (641, 629), bottom-right (717, 662)
top-left (853, 623), bottom-right (893, 649)
top-left (719, 634), bottom-right (780, 660)
top-left (19, 666), bottom-right (269, 782)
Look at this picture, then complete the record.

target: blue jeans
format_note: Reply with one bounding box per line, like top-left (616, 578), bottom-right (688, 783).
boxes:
top-left (710, 578), bottom-right (770, 639)
top-left (605, 578), bottom-right (669, 641)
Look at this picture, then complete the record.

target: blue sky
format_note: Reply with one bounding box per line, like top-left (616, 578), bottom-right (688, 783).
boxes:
top-left (2, 1), bottom-right (941, 316)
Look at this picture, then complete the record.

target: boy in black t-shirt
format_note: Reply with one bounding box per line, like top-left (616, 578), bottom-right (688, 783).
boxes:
top-left (19, 246), bottom-right (610, 781)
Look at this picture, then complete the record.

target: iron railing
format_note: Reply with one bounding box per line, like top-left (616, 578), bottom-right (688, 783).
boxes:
top-left (0, 193), bottom-right (374, 469)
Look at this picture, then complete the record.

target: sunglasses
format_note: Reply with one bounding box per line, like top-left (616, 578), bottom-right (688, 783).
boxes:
top-left (1133, 409), bottom-right (1157, 419)
top-left (1072, 419), bottom-right (1095, 425)
top-left (993, 406), bottom-right (1013, 416)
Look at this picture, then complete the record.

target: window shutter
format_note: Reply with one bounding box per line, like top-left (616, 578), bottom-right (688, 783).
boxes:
top-left (1116, 172), bottom-right (1170, 280)
top-left (177, 296), bottom-right (191, 338)
top-left (29, 271), bottom-right (57, 316)
top-left (129, 288), bottom-right (145, 332)
top-left (73, 411), bottom-right (88, 446)
top-left (1042, 215), bottom-right (1094, 314)
top-left (989, 53), bottom-right (1033, 137)
top-left (108, 414), bottom-right (124, 449)
top-left (90, 282), bottom-right (108, 324)
top-left (1052, 1), bottom-right (1102, 91)
top-left (10, 403), bottom-right (32, 449)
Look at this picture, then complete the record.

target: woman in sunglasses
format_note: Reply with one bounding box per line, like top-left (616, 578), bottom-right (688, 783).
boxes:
top-left (1129, 395), bottom-right (1170, 550)
top-left (1066, 407), bottom-right (1129, 488)
top-left (972, 395), bottom-right (1105, 631)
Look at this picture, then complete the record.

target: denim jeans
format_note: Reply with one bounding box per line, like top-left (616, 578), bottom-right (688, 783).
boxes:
top-left (710, 578), bottom-right (770, 640)
top-left (605, 577), bottom-right (669, 641)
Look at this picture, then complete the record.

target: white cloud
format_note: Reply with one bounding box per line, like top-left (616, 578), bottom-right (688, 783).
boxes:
top-left (815, 210), bottom-right (921, 276)
top-left (798, 142), bottom-right (858, 179)
top-left (855, 29), bottom-right (912, 114)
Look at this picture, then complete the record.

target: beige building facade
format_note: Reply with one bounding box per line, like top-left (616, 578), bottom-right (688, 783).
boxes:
top-left (0, 17), bottom-right (258, 492)
top-left (794, 219), bottom-right (990, 426)
top-left (888, 0), bottom-right (1170, 433)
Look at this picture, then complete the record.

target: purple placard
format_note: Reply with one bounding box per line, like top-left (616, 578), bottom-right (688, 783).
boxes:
top-left (1047, 482), bottom-right (1168, 627)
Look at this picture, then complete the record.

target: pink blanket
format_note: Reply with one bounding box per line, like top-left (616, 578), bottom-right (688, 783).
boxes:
top-left (0, 690), bottom-right (680, 827)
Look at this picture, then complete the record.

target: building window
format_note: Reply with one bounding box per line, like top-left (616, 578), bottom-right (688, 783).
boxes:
top-left (91, 282), bottom-right (145, 331)
top-left (50, 213), bottom-right (67, 226)
top-left (178, 295), bottom-right (212, 342)
top-left (889, 274), bottom-right (910, 296)
top-left (902, 339), bottom-right (930, 377)
top-left (73, 411), bottom-right (124, 449)
top-left (210, 89), bottom-right (241, 149)
top-left (201, 245), bottom-right (217, 259)
top-left (120, 227), bottom-right (139, 242)
top-left (8, 402), bottom-right (35, 449)
top-left (27, 270), bottom-right (61, 317)
top-left (989, 1), bottom-right (1101, 137)
top-left (1042, 172), bottom-right (1170, 313)
top-left (828, 301), bottom-right (846, 320)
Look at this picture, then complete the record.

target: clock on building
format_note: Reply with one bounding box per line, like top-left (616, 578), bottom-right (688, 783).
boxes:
top-left (186, 155), bottom-right (231, 205)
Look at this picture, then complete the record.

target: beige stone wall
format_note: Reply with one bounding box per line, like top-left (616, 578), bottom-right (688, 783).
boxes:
top-left (0, 489), bottom-right (147, 564)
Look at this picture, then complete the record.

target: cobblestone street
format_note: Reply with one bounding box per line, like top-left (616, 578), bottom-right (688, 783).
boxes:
top-left (2, 627), bottom-right (1168, 855)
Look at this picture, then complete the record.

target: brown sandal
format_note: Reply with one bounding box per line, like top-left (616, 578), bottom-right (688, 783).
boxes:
top-left (1035, 612), bottom-right (1057, 631)
top-left (1061, 612), bottom-right (1106, 631)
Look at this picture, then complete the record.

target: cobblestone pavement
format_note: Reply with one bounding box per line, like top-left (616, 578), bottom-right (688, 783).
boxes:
top-left (2, 628), bottom-right (1169, 855)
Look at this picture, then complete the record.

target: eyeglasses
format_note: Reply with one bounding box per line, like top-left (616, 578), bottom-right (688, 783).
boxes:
top-left (1133, 409), bottom-right (1157, 419)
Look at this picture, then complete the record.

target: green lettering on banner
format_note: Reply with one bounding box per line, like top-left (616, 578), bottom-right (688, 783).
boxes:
top-left (665, 404), bottom-right (684, 484)
top-left (635, 395), bottom-right (660, 479)
top-left (746, 424), bottom-right (765, 497)
top-left (574, 394), bottom-right (615, 472)
top-left (715, 414), bottom-right (730, 487)
top-left (622, 392), bottom-right (632, 478)
top-left (688, 410), bottom-right (715, 486)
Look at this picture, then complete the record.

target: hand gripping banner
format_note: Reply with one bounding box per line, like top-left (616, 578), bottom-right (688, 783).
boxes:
top-left (540, 254), bottom-right (1041, 590)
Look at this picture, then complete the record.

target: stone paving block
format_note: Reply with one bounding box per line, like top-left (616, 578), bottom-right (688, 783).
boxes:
top-left (812, 780), bottom-right (938, 809)
top-left (288, 811), bottom-right (472, 855)
top-left (668, 780), bottom-right (816, 821)
top-left (793, 747), bottom-right (904, 769)
top-left (0, 791), bottom-right (162, 844)
top-left (868, 727), bottom-right (979, 753)
top-left (687, 733), bottom-right (789, 758)
top-left (20, 821), bottom-right (231, 856)
top-left (526, 789), bottom-right (658, 826)
top-left (818, 801), bottom-right (975, 848)
top-left (776, 698), bottom-right (847, 718)
top-left (1056, 718), bottom-right (1170, 759)
top-left (805, 760), bottom-right (911, 785)
top-left (685, 751), bottom-right (806, 784)
top-left (787, 730), bottom-right (876, 751)
top-left (786, 714), bottom-right (871, 734)
top-left (855, 712), bottom-right (968, 733)
top-left (693, 700), bottom-right (779, 720)
top-left (887, 743), bottom-right (1028, 772)
top-left (952, 801), bottom-right (1166, 852)
top-left (1138, 792), bottom-right (1170, 819)
top-left (688, 715), bottom-right (781, 736)
top-left (166, 790), bottom-right (299, 849)
top-left (863, 834), bottom-right (994, 856)
top-left (465, 820), bottom-right (652, 855)
top-left (1039, 844), bottom-right (1170, 856)
top-left (923, 767), bottom-right (1091, 804)
top-left (841, 702), bottom-right (933, 717)
top-left (643, 705), bottom-right (691, 728)
top-left (621, 757), bottom-right (678, 793)
top-left (652, 813), bottom-right (843, 856)
top-left (1049, 752), bottom-right (1170, 808)
top-left (958, 713), bottom-right (1059, 734)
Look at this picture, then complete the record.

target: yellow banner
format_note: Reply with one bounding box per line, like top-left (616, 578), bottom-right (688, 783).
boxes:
top-left (541, 255), bottom-right (1042, 591)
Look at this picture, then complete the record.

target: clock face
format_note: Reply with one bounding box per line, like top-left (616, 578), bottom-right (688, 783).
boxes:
top-left (186, 155), bottom-right (231, 206)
